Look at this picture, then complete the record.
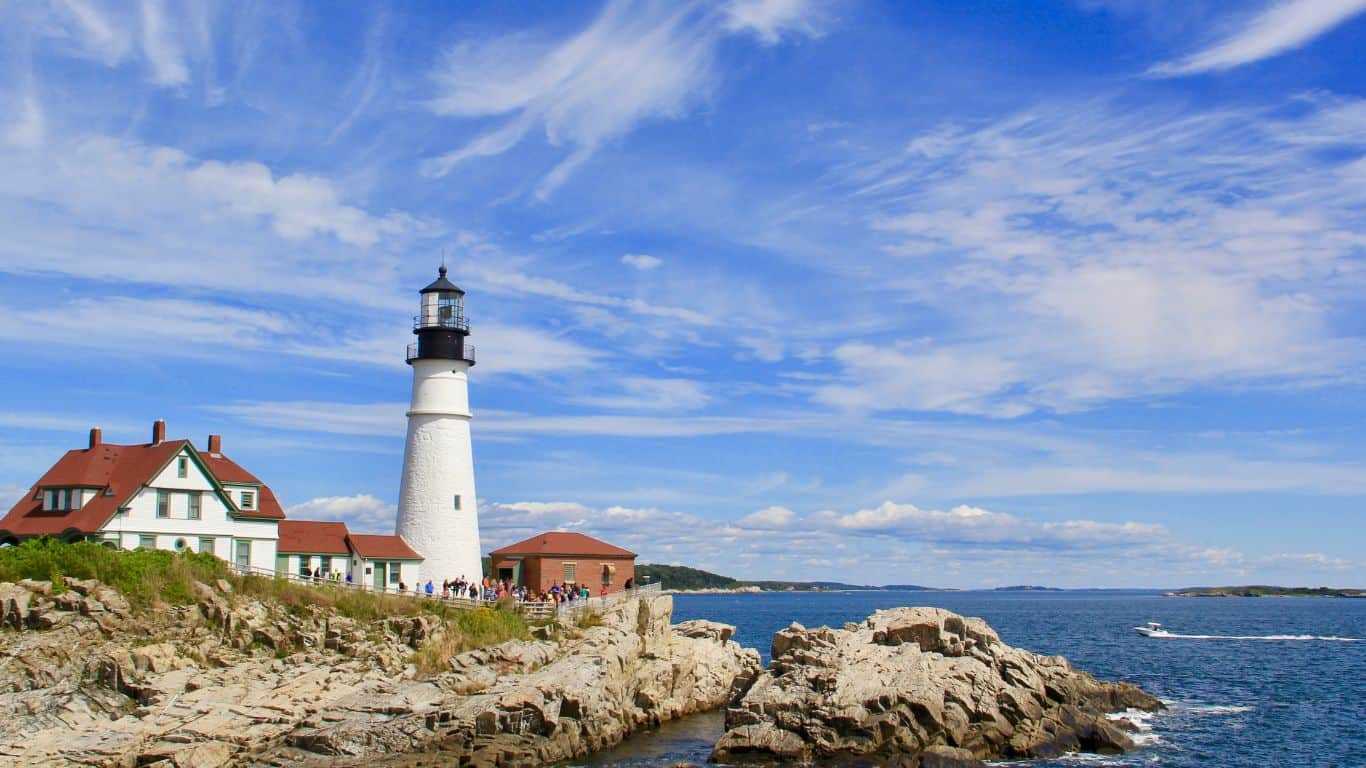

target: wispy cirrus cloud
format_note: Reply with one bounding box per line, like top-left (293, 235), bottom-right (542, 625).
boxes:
top-left (815, 95), bottom-right (1365, 417)
top-left (421, 0), bottom-right (826, 197)
top-left (1149, 0), bottom-right (1366, 76)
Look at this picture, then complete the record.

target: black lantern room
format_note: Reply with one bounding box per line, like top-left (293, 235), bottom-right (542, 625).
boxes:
top-left (408, 266), bottom-right (475, 365)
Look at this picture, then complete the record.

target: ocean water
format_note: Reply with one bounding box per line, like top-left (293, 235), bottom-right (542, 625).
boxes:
top-left (573, 591), bottom-right (1366, 767)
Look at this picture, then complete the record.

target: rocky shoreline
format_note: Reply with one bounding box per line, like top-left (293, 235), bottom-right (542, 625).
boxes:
top-left (0, 577), bottom-right (757, 767)
top-left (1, 578), bottom-right (1161, 767)
top-left (713, 607), bottom-right (1162, 766)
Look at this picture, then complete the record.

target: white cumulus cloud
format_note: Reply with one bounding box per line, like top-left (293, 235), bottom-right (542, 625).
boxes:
top-left (285, 493), bottom-right (397, 534)
top-left (622, 253), bottom-right (663, 270)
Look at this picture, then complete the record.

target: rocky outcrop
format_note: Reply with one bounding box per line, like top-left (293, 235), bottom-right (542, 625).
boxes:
top-left (0, 579), bottom-right (759, 767)
top-left (712, 607), bottom-right (1161, 766)
top-left (272, 595), bottom-right (761, 767)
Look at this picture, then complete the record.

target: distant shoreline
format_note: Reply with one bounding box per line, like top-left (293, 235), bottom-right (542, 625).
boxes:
top-left (1167, 586), bottom-right (1365, 598)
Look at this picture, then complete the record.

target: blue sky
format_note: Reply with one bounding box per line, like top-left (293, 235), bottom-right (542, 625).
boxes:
top-left (1, 0), bottom-right (1364, 588)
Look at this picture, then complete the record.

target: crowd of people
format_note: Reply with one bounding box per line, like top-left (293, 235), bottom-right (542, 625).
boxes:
top-left (391, 575), bottom-right (636, 612)
top-left (294, 567), bottom-right (640, 613)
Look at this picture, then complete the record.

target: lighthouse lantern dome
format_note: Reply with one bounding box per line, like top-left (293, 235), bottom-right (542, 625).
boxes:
top-left (418, 266), bottom-right (467, 331)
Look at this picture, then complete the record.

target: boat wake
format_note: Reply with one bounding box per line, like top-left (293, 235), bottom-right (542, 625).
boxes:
top-left (1148, 632), bottom-right (1360, 642)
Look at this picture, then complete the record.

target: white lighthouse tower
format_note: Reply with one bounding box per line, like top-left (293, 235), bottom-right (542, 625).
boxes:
top-left (395, 266), bottom-right (482, 585)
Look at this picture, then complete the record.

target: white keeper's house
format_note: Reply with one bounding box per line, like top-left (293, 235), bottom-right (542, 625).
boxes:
top-left (0, 420), bottom-right (423, 588)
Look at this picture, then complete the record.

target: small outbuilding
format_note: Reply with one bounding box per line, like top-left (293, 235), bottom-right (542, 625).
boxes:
top-left (489, 531), bottom-right (636, 595)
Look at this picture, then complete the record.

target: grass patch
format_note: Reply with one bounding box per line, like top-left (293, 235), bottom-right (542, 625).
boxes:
top-left (410, 606), bottom-right (530, 676)
top-left (0, 537), bottom-right (226, 606)
top-left (575, 610), bottom-right (604, 629)
top-left (2, 539), bottom-right (531, 666)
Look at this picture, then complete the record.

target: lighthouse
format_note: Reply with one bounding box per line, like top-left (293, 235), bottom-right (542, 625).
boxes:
top-left (395, 266), bottom-right (483, 585)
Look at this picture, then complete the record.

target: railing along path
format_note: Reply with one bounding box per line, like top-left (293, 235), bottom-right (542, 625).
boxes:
top-left (226, 561), bottom-right (660, 619)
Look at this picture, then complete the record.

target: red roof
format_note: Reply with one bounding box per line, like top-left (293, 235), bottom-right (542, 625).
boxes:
top-left (490, 531), bottom-right (636, 558)
top-left (200, 453), bottom-right (284, 520)
top-left (0, 436), bottom-right (283, 537)
top-left (347, 534), bottom-right (421, 560)
top-left (278, 520), bottom-right (351, 555)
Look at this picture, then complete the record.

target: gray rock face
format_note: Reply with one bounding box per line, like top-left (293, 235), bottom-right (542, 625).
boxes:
top-left (712, 607), bottom-right (1161, 765)
top-left (0, 578), bottom-right (759, 768)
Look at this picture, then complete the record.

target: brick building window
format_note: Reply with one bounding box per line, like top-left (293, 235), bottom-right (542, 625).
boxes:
top-left (563, 562), bottom-right (576, 583)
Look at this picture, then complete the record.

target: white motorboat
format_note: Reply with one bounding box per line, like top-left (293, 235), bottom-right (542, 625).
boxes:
top-left (1134, 621), bottom-right (1171, 637)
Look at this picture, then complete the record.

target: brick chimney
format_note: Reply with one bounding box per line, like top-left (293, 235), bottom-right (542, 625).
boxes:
top-left (207, 434), bottom-right (222, 454)
top-left (152, 419), bottom-right (166, 445)
top-left (89, 428), bottom-right (102, 449)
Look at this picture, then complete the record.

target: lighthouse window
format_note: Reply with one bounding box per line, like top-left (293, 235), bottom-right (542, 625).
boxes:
top-left (453, 494), bottom-right (462, 510)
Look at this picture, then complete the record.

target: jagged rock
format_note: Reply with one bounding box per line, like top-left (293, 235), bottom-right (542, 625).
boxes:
top-left (0, 582), bottom-right (32, 628)
top-left (712, 607), bottom-right (1162, 765)
top-left (0, 579), bottom-right (759, 768)
top-left (17, 579), bottom-right (52, 596)
top-left (674, 619), bottom-right (734, 643)
top-left (132, 642), bottom-right (185, 674)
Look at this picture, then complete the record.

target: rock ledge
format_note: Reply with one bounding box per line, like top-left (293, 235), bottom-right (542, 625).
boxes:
top-left (712, 606), bottom-right (1161, 766)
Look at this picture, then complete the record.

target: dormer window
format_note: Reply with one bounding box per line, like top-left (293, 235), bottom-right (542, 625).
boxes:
top-left (42, 489), bottom-right (76, 511)
top-left (241, 490), bottom-right (255, 510)
top-left (177, 457), bottom-right (188, 478)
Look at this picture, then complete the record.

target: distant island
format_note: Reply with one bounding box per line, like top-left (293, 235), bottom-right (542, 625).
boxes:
top-left (1170, 585), bottom-right (1365, 598)
top-left (994, 585), bottom-right (1064, 592)
top-left (635, 564), bottom-right (938, 592)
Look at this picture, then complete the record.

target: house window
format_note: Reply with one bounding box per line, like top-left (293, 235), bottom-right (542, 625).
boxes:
top-left (174, 538), bottom-right (188, 551)
top-left (234, 540), bottom-right (251, 569)
top-left (70, 490), bottom-right (83, 510)
top-left (240, 491), bottom-right (255, 509)
top-left (43, 490), bottom-right (54, 511)
top-left (187, 492), bottom-right (202, 520)
top-left (388, 562), bottom-right (401, 585)
top-left (138, 534), bottom-right (155, 550)
top-left (199, 537), bottom-right (215, 555)
top-left (177, 457), bottom-right (188, 478)
top-left (453, 494), bottom-right (461, 510)
top-left (156, 489), bottom-right (170, 518)
top-left (563, 562), bottom-right (577, 583)
top-left (298, 557), bottom-right (312, 578)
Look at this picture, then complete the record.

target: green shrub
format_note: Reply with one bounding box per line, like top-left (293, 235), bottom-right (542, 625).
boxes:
top-left (458, 607), bottom-right (529, 649)
top-left (0, 538), bottom-right (226, 606)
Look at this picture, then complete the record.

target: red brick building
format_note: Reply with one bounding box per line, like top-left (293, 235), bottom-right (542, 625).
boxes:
top-left (489, 532), bottom-right (636, 594)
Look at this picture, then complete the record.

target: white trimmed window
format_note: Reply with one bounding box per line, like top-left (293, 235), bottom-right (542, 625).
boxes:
top-left (177, 457), bottom-right (188, 478)
top-left (156, 489), bottom-right (170, 518)
top-left (187, 492), bottom-right (202, 520)
top-left (563, 562), bottom-right (577, 583)
top-left (240, 491), bottom-right (255, 510)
